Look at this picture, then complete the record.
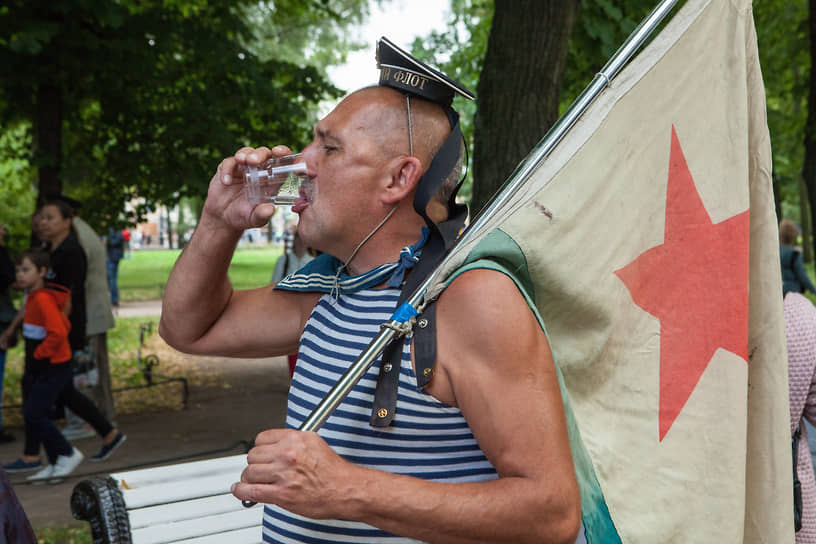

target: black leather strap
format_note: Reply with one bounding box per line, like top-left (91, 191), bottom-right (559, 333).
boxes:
top-left (413, 109), bottom-right (462, 228)
top-left (369, 207), bottom-right (466, 427)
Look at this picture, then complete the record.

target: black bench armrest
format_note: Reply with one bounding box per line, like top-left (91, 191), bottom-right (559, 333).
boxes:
top-left (71, 477), bottom-right (132, 544)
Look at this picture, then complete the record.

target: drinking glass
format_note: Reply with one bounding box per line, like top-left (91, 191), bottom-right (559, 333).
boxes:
top-left (243, 153), bottom-right (307, 206)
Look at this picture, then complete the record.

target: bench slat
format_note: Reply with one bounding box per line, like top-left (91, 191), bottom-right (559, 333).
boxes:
top-left (111, 454), bottom-right (247, 489)
top-left (131, 508), bottom-right (261, 544)
top-left (121, 473), bottom-right (238, 509)
top-left (128, 493), bottom-right (261, 529)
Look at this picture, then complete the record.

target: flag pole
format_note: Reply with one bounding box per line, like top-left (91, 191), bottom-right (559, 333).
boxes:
top-left (242, 0), bottom-right (681, 506)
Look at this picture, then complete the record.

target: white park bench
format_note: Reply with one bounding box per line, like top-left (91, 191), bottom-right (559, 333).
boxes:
top-left (70, 454), bottom-right (263, 544)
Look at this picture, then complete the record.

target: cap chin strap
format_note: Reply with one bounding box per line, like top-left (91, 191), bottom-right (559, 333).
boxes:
top-left (412, 106), bottom-right (467, 230)
top-left (406, 95), bottom-right (414, 156)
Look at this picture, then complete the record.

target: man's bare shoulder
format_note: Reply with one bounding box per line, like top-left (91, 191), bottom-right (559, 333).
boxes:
top-left (437, 268), bottom-right (538, 341)
top-left (426, 268), bottom-right (551, 406)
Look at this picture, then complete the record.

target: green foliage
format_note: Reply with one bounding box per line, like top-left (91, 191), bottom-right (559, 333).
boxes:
top-left (564, 0), bottom-right (676, 108)
top-left (0, 0), bottom-right (372, 231)
top-left (244, 0), bottom-right (375, 75)
top-left (754, 1), bottom-right (809, 206)
top-left (0, 121), bottom-right (36, 253)
top-left (409, 0), bottom-right (494, 204)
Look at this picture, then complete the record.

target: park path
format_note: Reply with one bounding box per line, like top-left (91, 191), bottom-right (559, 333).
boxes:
top-left (112, 298), bottom-right (165, 319)
top-left (3, 299), bottom-right (291, 531)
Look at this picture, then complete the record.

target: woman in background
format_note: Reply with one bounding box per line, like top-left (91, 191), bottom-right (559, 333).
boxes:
top-left (780, 218), bottom-right (816, 297)
top-left (785, 291), bottom-right (816, 542)
top-left (36, 200), bottom-right (125, 461)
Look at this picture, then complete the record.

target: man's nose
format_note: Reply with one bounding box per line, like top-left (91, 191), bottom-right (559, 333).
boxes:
top-left (301, 142), bottom-right (318, 173)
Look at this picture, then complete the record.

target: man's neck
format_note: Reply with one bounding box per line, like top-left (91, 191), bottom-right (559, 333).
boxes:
top-left (344, 226), bottom-right (424, 276)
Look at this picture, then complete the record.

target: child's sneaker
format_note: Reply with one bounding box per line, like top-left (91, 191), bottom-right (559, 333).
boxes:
top-left (90, 432), bottom-right (126, 462)
top-left (26, 464), bottom-right (54, 484)
top-left (3, 458), bottom-right (42, 473)
top-left (51, 448), bottom-right (84, 479)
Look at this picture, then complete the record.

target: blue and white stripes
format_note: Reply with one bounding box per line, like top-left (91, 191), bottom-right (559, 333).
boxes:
top-left (262, 287), bottom-right (497, 543)
top-left (274, 228), bottom-right (430, 296)
top-left (274, 257), bottom-right (401, 294)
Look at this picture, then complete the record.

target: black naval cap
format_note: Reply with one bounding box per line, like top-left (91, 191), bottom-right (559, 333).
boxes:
top-left (374, 36), bottom-right (472, 232)
top-left (376, 36), bottom-right (474, 108)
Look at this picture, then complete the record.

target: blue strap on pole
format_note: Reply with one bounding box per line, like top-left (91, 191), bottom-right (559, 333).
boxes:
top-left (390, 301), bottom-right (418, 323)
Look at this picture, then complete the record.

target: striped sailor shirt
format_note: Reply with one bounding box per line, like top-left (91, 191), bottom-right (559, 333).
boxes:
top-left (262, 287), bottom-right (498, 543)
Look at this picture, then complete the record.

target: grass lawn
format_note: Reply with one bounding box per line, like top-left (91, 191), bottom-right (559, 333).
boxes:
top-left (118, 245), bottom-right (282, 300)
top-left (32, 525), bottom-right (92, 544)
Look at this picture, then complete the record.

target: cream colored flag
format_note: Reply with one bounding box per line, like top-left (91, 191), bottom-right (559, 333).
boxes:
top-left (433, 0), bottom-right (790, 541)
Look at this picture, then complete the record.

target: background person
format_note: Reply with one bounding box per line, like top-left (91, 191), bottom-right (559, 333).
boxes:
top-left (781, 218), bottom-right (816, 297)
top-left (0, 468), bottom-right (36, 542)
top-left (270, 226), bottom-right (316, 284)
top-left (270, 225), bottom-right (316, 378)
top-left (56, 196), bottom-right (119, 430)
top-left (105, 228), bottom-right (124, 307)
top-left (12, 248), bottom-right (84, 482)
top-left (122, 228), bottom-right (131, 259)
top-left (1, 202), bottom-right (124, 473)
top-left (160, 42), bottom-right (581, 543)
top-left (785, 291), bottom-right (816, 542)
top-left (28, 200), bottom-right (123, 461)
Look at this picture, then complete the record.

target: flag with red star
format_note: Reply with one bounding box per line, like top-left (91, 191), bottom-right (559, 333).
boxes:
top-left (434, 0), bottom-right (791, 541)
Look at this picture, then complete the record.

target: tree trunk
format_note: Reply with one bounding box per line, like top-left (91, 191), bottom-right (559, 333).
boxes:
top-left (165, 207), bottom-right (174, 249)
top-left (805, 0), bottom-right (816, 260)
top-left (471, 0), bottom-right (580, 215)
top-left (36, 83), bottom-right (63, 202)
top-left (799, 176), bottom-right (813, 262)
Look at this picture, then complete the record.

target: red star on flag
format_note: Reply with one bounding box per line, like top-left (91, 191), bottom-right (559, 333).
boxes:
top-left (615, 126), bottom-right (750, 441)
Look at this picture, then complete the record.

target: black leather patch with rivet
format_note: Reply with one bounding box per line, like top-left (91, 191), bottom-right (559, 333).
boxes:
top-left (370, 338), bottom-right (402, 427)
top-left (414, 303), bottom-right (438, 389)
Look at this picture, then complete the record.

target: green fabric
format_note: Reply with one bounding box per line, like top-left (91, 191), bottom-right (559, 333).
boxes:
top-left (444, 228), bottom-right (621, 543)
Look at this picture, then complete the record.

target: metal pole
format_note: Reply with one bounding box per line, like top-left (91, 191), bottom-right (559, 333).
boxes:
top-left (243, 0), bottom-right (681, 507)
top-left (299, 321), bottom-right (402, 430)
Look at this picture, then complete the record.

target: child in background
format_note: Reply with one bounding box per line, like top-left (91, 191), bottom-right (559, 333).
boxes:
top-left (14, 248), bottom-right (83, 481)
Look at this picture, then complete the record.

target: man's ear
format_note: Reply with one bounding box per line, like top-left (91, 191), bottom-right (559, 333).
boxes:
top-left (381, 156), bottom-right (423, 204)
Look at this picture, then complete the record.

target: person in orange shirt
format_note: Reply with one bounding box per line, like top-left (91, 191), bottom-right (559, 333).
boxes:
top-left (12, 248), bottom-right (84, 482)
